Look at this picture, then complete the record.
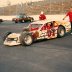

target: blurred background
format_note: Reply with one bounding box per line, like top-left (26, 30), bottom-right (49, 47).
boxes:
top-left (0, 0), bottom-right (72, 15)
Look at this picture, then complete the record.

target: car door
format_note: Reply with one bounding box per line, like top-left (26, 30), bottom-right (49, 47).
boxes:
top-left (46, 22), bottom-right (58, 39)
top-left (39, 22), bottom-right (58, 39)
top-left (39, 24), bottom-right (48, 39)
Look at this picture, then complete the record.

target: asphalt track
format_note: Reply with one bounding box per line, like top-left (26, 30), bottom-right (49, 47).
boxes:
top-left (0, 21), bottom-right (72, 72)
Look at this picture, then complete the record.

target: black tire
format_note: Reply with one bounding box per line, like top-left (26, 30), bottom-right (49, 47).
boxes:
top-left (20, 32), bottom-right (33, 46)
top-left (3, 32), bottom-right (12, 41)
top-left (21, 20), bottom-right (25, 23)
top-left (15, 21), bottom-right (18, 23)
top-left (57, 26), bottom-right (66, 38)
top-left (31, 18), bottom-right (34, 22)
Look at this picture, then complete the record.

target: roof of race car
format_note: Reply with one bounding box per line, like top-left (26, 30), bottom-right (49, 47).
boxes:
top-left (30, 20), bottom-right (52, 25)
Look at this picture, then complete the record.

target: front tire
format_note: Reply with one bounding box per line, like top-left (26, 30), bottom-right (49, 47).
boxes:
top-left (20, 33), bottom-right (33, 46)
top-left (57, 26), bottom-right (65, 38)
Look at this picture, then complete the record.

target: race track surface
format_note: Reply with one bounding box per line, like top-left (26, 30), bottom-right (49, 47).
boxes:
top-left (0, 21), bottom-right (72, 72)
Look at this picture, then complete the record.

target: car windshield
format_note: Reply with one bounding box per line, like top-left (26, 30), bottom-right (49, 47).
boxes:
top-left (30, 24), bottom-right (42, 31)
top-left (31, 24), bottom-right (42, 28)
top-left (16, 14), bottom-right (28, 18)
top-left (17, 15), bottom-right (24, 18)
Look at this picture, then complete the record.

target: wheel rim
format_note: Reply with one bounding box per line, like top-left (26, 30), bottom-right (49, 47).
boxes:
top-left (22, 20), bottom-right (24, 22)
top-left (24, 35), bottom-right (32, 45)
top-left (60, 29), bottom-right (65, 36)
top-left (31, 19), bottom-right (33, 22)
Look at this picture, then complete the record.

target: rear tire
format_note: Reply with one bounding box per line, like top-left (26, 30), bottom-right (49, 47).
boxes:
top-left (31, 18), bottom-right (34, 22)
top-left (57, 26), bottom-right (65, 38)
top-left (22, 20), bottom-right (25, 23)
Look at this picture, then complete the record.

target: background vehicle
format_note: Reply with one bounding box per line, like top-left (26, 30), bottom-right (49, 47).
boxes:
top-left (12, 13), bottom-right (34, 23)
top-left (3, 20), bottom-right (71, 46)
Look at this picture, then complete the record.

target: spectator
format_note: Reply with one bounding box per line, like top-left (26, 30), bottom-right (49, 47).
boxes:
top-left (39, 11), bottom-right (46, 20)
top-left (63, 7), bottom-right (72, 34)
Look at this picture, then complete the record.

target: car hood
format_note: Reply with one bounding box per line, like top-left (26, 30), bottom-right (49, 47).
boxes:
top-left (7, 33), bottom-right (20, 38)
top-left (4, 33), bottom-right (21, 46)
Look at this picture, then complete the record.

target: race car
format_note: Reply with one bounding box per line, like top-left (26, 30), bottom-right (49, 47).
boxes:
top-left (12, 13), bottom-right (34, 23)
top-left (3, 20), bottom-right (71, 46)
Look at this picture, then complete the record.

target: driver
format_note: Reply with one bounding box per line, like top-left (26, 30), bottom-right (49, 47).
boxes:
top-left (46, 22), bottom-right (55, 36)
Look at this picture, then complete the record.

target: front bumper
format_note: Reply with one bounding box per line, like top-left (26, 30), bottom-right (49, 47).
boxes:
top-left (3, 33), bottom-right (21, 46)
top-left (4, 41), bottom-right (21, 46)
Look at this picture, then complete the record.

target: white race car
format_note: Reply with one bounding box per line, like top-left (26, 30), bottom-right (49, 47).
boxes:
top-left (3, 20), bottom-right (71, 46)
